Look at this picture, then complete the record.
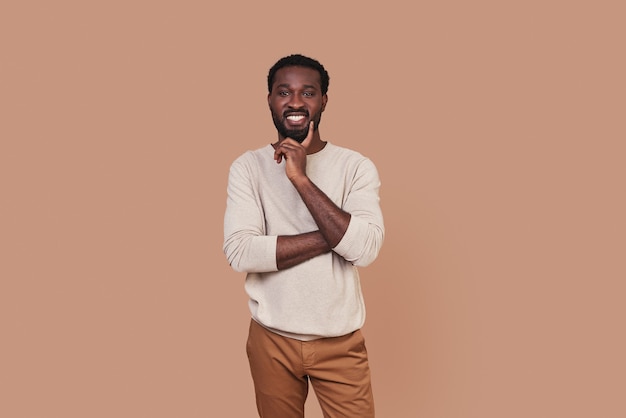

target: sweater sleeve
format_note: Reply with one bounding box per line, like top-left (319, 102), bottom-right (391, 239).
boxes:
top-left (332, 158), bottom-right (385, 267)
top-left (223, 155), bottom-right (278, 273)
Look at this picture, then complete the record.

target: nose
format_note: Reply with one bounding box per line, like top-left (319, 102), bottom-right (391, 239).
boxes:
top-left (287, 93), bottom-right (305, 109)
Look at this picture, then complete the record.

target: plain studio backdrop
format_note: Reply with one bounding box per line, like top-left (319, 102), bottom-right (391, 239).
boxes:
top-left (1, 1), bottom-right (624, 417)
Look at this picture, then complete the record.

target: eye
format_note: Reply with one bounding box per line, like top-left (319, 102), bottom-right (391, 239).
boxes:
top-left (303, 91), bottom-right (314, 97)
top-left (278, 91), bottom-right (290, 97)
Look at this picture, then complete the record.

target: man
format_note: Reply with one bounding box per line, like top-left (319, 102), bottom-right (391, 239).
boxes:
top-left (223, 54), bottom-right (384, 417)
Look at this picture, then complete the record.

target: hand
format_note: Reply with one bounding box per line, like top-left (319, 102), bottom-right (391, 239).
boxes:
top-left (274, 122), bottom-right (315, 181)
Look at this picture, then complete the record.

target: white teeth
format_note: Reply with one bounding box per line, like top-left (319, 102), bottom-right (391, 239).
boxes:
top-left (287, 115), bottom-right (305, 121)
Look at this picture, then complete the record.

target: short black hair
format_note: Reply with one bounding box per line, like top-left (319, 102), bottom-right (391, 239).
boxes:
top-left (267, 54), bottom-right (330, 95)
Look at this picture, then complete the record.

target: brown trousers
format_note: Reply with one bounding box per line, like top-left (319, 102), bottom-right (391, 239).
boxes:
top-left (246, 319), bottom-right (375, 418)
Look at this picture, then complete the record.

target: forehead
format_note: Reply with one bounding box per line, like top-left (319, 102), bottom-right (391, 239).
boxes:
top-left (272, 66), bottom-right (322, 90)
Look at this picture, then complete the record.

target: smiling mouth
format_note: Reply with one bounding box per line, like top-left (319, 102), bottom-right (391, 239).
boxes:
top-left (285, 114), bottom-right (308, 124)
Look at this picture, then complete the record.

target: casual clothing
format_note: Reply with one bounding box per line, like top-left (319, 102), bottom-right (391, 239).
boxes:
top-left (223, 142), bottom-right (384, 340)
top-left (246, 319), bottom-right (375, 418)
top-left (223, 141), bottom-right (384, 417)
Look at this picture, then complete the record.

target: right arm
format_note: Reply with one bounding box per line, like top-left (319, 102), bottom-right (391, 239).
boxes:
top-left (223, 156), bottom-right (329, 273)
top-left (276, 231), bottom-right (330, 270)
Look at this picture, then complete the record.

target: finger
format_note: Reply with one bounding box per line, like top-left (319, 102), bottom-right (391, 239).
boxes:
top-left (301, 121), bottom-right (315, 149)
top-left (275, 142), bottom-right (298, 155)
top-left (274, 147), bottom-right (283, 163)
top-left (274, 140), bottom-right (301, 162)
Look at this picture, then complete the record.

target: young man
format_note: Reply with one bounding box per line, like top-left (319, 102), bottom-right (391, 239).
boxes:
top-left (223, 54), bottom-right (384, 417)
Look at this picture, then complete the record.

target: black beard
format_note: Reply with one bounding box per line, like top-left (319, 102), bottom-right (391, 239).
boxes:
top-left (271, 111), bottom-right (322, 143)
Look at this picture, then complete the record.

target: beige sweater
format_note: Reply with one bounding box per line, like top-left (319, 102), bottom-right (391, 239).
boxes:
top-left (223, 142), bottom-right (384, 340)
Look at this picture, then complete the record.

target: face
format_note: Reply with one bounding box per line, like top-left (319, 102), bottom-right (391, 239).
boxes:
top-left (268, 66), bottom-right (328, 142)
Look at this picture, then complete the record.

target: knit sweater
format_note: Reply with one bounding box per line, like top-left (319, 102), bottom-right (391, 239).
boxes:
top-left (223, 142), bottom-right (384, 340)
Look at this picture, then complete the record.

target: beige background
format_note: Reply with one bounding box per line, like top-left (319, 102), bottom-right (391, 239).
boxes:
top-left (2, 1), bottom-right (624, 417)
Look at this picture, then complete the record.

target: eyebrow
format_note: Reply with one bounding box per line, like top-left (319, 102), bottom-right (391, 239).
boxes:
top-left (275, 83), bottom-right (319, 90)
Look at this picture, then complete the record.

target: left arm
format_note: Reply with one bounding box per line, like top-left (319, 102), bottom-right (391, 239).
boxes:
top-left (274, 124), bottom-right (384, 266)
top-left (289, 176), bottom-right (351, 249)
top-left (291, 165), bottom-right (384, 267)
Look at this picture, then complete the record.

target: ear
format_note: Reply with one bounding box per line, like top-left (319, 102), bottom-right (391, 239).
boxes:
top-left (267, 93), bottom-right (271, 107)
top-left (321, 94), bottom-right (328, 112)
